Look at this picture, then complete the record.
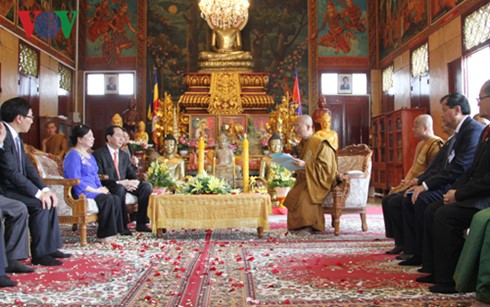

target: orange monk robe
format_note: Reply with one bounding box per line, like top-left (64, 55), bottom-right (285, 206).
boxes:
top-left (389, 136), bottom-right (443, 194)
top-left (284, 135), bottom-right (337, 231)
top-left (44, 134), bottom-right (68, 157)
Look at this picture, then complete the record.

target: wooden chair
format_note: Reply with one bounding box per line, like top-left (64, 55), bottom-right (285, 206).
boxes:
top-left (25, 145), bottom-right (97, 246)
top-left (323, 144), bottom-right (372, 236)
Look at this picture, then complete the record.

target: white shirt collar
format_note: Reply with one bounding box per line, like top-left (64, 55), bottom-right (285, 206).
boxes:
top-left (3, 122), bottom-right (19, 140)
top-left (454, 115), bottom-right (469, 134)
top-left (107, 144), bottom-right (119, 156)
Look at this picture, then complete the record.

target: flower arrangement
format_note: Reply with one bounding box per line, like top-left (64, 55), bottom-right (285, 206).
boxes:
top-left (178, 133), bottom-right (197, 150)
top-left (266, 163), bottom-right (295, 188)
top-left (175, 172), bottom-right (231, 195)
top-left (260, 132), bottom-right (272, 149)
top-left (129, 140), bottom-right (149, 151)
top-left (249, 177), bottom-right (269, 194)
top-left (146, 161), bottom-right (176, 188)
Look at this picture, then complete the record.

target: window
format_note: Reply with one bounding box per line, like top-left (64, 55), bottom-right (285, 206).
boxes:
top-left (86, 72), bottom-right (135, 96)
top-left (382, 65), bottom-right (394, 94)
top-left (320, 73), bottom-right (367, 95)
top-left (464, 45), bottom-right (490, 116)
top-left (411, 43), bottom-right (428, 78)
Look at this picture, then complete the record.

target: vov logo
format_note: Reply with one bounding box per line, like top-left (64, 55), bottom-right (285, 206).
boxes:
top-left (18, 11), bottom-right (77, 39)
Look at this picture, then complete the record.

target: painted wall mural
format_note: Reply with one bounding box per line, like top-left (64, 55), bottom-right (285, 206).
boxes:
top-left (379, 0), bottom-right (428, 60)
top-left (86, 0), bottom-right (138, 66)
top-left (147, 0), bottom-right (309, 109)
top-left (316, 0), bottom-right (368, 57)
top-left (431, 0), bottom-right (464, 22)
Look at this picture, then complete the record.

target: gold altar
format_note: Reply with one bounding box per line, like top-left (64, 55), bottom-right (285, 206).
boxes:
top-left (148, 193), bottom-right (272, 238)
top-left (178, 72), bottom-right (274, 115)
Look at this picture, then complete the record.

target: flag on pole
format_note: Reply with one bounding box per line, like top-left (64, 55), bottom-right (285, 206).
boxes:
top-left (292, 69), bottom-right (302, 115)
top-left (151, 70), bottom-right (160, 145)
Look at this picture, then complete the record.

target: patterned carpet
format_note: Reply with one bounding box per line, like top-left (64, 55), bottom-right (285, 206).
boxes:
top-left (0, 207), bottom-right (476, 306)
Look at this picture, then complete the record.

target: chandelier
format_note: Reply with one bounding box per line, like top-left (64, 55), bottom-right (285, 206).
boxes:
top-left (198, 0), bottom-right (250, 30)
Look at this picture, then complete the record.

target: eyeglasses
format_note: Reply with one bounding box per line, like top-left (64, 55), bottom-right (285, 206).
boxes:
top-left (477, 95), bottom-right (490, 103)
top-left (23, 114), bottom-right (34, 120)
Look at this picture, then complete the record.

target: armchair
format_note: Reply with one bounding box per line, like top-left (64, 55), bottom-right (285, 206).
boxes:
top-left (24, 145), bottom-right (97, 246)
top-left (323, 144), bottom-right (372, 236)
top-left (25, 145), bottom-right (139, 246)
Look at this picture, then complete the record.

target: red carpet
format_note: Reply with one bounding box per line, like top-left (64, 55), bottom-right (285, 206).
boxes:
top-left (0, 210), bottom-right (476, 306)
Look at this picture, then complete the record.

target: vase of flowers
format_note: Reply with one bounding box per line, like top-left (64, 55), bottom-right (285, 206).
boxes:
top-left (266, 163), bottom-right (295, 208)
top-left (146, 161), bottom-right (176, 192)
top-left (175, 172), bottom-right (231, 195)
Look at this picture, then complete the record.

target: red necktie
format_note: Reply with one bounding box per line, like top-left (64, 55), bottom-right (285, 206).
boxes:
top-left (481, 125), bottom-right (490, 143)
top-left (113, 151), bottom-right (120, 179)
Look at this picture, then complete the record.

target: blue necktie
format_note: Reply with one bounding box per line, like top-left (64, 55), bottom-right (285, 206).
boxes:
top-left (15, 136), bottom-right (23, 174)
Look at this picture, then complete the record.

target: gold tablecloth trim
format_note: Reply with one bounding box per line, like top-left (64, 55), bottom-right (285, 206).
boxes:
top-left (148, 194), bottom-right (271, 232)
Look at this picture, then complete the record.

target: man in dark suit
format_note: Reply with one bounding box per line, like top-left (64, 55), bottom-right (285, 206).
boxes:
top-left (417, 80), bottom-right (490, 293)
top-left (0, 122), bottom-right (31, 285)
top-left (383, 123), bottom-right (454, 256)
top-left (93, 125), bottom-right (152, 233)
top-left (399, 93), bottom-right (483, 266)
top-left (0, 97), bottom-right (70, 266)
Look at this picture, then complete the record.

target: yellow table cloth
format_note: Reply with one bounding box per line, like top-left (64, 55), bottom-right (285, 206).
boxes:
top-left (148, 193), bottom-right (272, 235)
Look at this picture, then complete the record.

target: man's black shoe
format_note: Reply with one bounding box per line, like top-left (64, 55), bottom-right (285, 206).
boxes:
top-left (31, 255), bottom-right (63, 266)
top-left (119, 229), bottom-right (133, 236)
top-left (396, 253), bottom-right (413, 260)
top-left (5, 260), bottom-right (35, 273)
top-left (136, 225), bottom-right (152, 233)
top-left (0, 276), bottom-right (17, 287)
top-left (399, 256), bottom-right (421, 266)
top-left (429, 283), bottom-right (457, 294)
top-left (50, 250), bottom-right (72, 259)
top-left (415, 275), bottom-right (434, 283)
top-left (417, 267), bottom-right (431, 273)
top-left (385, 246), bottom-right (404, 255)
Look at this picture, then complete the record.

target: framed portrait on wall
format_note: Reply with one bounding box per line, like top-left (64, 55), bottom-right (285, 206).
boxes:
top-left (189, 115), bottom-right (217, 146)
top-left (338, 74), bottom-right (352, 94)
top-left (105, 74), bottom-right (118, 94)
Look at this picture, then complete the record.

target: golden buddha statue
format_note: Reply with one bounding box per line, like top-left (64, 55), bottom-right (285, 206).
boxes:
top-left (312, 95), bottom-right (329, 131)
top-left (111, 113), bottom-right (123, 127)
top-left (259, 134), bottom-right (290, 206)
top-left (259, 134), bottom-right (283, 179)
top-left (198, 12), bottom-right (253, 71)
top-left (134, 120), bottom-right (149, 144)
top-left (157, 134), bottom-right (185, 181)
top-left (315, 111), bottom-right (338, 151)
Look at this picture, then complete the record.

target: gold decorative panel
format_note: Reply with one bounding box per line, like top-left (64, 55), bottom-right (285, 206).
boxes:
top-left (19, 43), bottom-right (38, 77)
top-left (59, 65), bottom-right (72, 92)
top-left (411, 43), bottom-right (428, 78)
top-left (464, 2), bottom-right (490, 51)
top-left (382, 66), bottom-right (394, 93)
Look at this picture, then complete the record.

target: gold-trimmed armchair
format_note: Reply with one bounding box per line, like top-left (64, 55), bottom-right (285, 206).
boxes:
top-left (25, 145), bottom-right (97, 246)
top-left (323, 144), bottom-right (372, 236)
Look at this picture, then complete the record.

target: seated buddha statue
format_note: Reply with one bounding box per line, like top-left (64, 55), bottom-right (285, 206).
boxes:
top-left (259, 134), bottom-right (289, 206)
top-left (157, 134), bottom-right (185, 181)
top-left (213, 133), bottom-right (239, 186)
top-left (198, 26), bottom-right (253, 71)
top-left (134, 120), bottom-right (149, 144)
top-left (314, 111), bottom-right (338, 151)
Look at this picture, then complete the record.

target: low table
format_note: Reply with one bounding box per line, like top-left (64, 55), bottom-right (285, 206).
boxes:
top-left (148, 193), bottom-right (272, 238)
